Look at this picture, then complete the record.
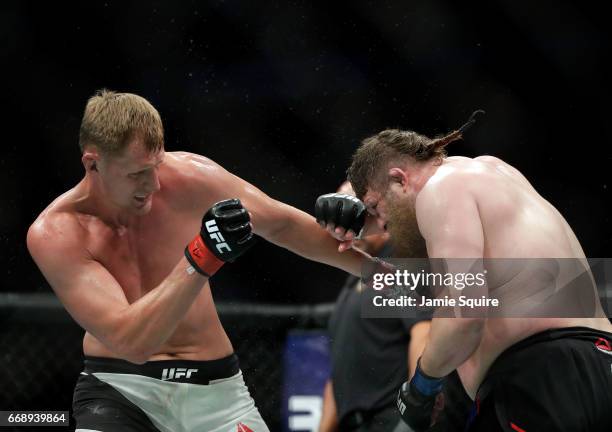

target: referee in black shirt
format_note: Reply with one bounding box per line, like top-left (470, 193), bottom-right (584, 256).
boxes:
top-left (318, 182), bottom-right (431, 432)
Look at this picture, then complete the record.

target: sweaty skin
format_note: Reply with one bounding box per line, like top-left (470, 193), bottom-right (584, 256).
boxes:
top-left (362, 155), bottom-right (612, 398)
top-left (27, 143), bottom-right (362, 364)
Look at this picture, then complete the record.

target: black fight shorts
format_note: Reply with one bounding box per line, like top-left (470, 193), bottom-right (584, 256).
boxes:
top-left (466, 327), bottom-right (612, 432)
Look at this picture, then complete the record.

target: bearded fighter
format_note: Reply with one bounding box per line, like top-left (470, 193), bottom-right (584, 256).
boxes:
top-left (315, 115), bottom-right (612, 431)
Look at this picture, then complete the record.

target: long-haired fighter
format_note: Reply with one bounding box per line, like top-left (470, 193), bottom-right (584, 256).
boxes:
top-left (315, 115), bottom-right (612, 431)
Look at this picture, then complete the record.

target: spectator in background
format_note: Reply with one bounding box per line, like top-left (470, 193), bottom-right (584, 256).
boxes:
top-left (318, 181), bottom-right (430, 432)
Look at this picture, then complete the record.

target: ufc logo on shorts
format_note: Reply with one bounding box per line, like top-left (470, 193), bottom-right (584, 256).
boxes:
top-left (205, 220), bottom-right (232, 254)
top-left (161, 368), bottom-right (198, 381)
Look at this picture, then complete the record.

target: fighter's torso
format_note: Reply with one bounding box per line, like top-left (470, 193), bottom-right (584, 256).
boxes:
top-left (430, 156), bottom-right (612, 397)
top-left (61, 152), bottom-right (236, 361)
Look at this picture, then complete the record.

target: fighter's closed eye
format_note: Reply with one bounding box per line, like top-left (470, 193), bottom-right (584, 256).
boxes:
top-left (128, 171), bottom-right (146, 178)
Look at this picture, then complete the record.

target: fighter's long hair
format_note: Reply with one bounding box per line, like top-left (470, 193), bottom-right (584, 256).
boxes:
top-left (347, 110), bottom-right (484, 199)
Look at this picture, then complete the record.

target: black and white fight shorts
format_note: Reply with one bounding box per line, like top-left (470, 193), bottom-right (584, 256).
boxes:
top-left (72, 354), bottom-right (268, 432)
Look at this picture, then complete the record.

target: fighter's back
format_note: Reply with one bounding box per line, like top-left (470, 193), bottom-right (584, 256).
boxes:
top-left (425, 155), bottom-right (612, 396)
top-left (436, 155), bottom-right (582, 259)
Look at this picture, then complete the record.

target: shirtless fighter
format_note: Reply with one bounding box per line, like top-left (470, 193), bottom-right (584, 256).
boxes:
top-left (315, 119), bottom-right (612, 431)
top-left (26, 90), bottom-right (362, 432)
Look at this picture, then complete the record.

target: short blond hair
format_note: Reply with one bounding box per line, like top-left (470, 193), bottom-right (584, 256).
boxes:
top-left (79, 89), bottom-right (164, 155)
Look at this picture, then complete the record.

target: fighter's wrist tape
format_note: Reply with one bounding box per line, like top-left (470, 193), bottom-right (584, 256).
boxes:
top-left (184, 235), bottom-right (224, 277)
top-left (412, 357), bottom-right (445, 396)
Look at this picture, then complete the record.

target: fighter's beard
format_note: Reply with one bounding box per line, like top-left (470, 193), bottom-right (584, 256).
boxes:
top-left (386, 198), bottom-right (428, 258)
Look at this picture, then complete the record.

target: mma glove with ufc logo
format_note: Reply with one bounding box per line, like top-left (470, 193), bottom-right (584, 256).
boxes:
top-left (185, 199), bottom-right (256, 277)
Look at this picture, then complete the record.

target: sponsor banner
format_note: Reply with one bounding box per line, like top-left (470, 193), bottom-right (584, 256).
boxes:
top-left (283, 331), bottom-right (330, 432)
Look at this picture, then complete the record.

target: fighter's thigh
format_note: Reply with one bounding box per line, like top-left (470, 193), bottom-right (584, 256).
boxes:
top-left (219, 406), bottom-right (269, 432)
top-left (72, 374), bottom-right (159, 432)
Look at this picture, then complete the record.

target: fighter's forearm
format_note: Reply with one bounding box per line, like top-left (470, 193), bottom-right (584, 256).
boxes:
top-left (318, 380), bottom-right (338, 432)
top-left (408, 321), bottom-right (430, 379)
top-left (110, 257), bottom-right (206, 363)
top-left (264, 204), bottom-right (363, 276)
top-left (419, 317), bottom-right (484, 377)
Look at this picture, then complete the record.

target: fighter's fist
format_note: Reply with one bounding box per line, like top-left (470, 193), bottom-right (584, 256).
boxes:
top-left (314, 193), bottom-right (366, 237)
top-left (397, 359), bottom-right (445, 431)
top-left (185, 199), bottom-right (256, 277)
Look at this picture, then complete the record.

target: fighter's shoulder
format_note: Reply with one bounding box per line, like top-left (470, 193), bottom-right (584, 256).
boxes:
top-left (420, 159), bottom-right (477, 195)
top-left (473, 155), bottom-right (504, 165)
top-left (164, 151), bottom-right (231, 185)
top-left (27, 205), bottom-right (88, 259)
top-left (165, 151), bottom-right (223, 173)
top-left (425, 156), bottom-right (502, 189)
top-left (416, 159), bottom-right (482, 216)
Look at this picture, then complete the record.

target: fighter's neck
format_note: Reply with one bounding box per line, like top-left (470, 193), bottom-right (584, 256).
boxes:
top-left (76, 176), bottom-right (140, 229)
top-left (410, 160), bottom-right (443, 195)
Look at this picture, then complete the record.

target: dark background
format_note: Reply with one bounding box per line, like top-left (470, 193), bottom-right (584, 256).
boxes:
top-left (2, 0), bottom-right (611, 303)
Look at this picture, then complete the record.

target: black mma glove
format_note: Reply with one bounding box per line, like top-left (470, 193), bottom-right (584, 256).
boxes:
top-left (397, 358), bottom-right (445, 431)
top-left (185, 199), bottom-right (256, 277)
top-left (314, 193), bottom-right (367, 236)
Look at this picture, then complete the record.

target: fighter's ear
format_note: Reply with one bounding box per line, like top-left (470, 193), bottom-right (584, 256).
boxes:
top-left (82, 149), bottom-right (99, 172)
top-left (388, 167), bottom-right (408, 188)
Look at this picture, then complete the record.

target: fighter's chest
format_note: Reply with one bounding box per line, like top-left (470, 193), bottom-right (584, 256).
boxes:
top-left (92, 211), bottom-right (201, 300)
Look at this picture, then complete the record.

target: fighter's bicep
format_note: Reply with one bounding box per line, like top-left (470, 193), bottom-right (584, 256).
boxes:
top-left (218, 170), bottom-right (298, 238)
top-left (188, 155), bottom-right (302, 238)
top-left (56, 259), bottom-right (130, 337)
top-left (28, 232), bottom-right (129, 342)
